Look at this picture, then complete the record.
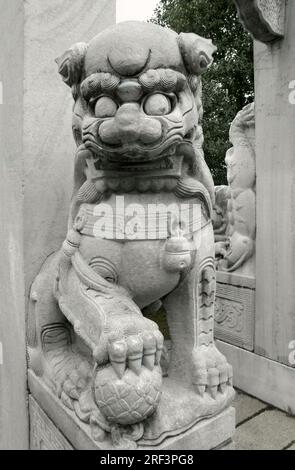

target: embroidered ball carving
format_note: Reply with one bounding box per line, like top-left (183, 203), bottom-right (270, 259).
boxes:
top-left (94, 366), bottom-right (162, 425)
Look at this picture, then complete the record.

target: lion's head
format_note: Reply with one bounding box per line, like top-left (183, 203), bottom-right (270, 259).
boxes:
top-left (56, 21), bottom-right (216, 216)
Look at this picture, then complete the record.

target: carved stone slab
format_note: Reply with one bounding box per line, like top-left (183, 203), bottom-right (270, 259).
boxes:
top-left (30, 396), bottom-right (73, 450)
top-left (234, 0), bottom-right (285, 42)
top-left (214, 272), bottom-right (255, 351)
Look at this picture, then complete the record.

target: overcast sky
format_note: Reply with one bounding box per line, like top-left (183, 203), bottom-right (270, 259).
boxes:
top-left (116, 0), bottom-right (159, 22)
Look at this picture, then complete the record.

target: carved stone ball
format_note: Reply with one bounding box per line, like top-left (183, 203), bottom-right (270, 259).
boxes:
top-left (94, 366), bottom-right (162, 426)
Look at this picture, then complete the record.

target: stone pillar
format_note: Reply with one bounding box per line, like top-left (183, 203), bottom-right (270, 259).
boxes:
top-left (0, 0), bottom-right (27, 450)
top-left (217, 0), bottom-right (295, 414)
top-left (254, 1), bottom-right (295, 366)
top-left (0, 0), bottom-right (116, 450)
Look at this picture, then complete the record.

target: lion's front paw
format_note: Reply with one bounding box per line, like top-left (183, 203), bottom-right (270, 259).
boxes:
top-left (192, 345), bottom-right (233, 398)
top-left (92, 330), bottom-right (164, 426)
top-left (93, 311), bottom-right (164, 376)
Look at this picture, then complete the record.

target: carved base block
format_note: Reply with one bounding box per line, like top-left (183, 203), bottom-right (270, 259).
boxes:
top-left (28, 370), bottom-right (235, 450)
top-left (214, 272), bottom-right (255, 351)
top-left (30, 396), bottom-right (73, 450)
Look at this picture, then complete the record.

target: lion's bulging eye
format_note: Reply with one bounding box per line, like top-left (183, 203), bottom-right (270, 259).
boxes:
top-left (94, 96), bottom-right (118, 118)
top-left (144, 94), bottom-right (172, 116)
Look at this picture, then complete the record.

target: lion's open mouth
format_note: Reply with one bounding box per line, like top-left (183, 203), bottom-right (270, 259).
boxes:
top-left (79, 147), bottom-right (185, 196)
top-left (75, 138), bottom-right (198, 201)
top-left (83, 118), bottom-right (185, 165)
top-left (94, 153), bottom-right (176, 173)
top-left (86, 139), bottom-right (187, 177)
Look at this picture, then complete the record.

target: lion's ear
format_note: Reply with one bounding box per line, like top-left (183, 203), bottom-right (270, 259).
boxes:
top-left (178, 33), bottom-right (216, 75)
top-left (55, 42), bottom-right (88, 87)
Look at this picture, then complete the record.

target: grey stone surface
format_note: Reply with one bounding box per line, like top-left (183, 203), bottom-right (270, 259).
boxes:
top-left (234, 0), bottom-right (285, 42)
top-left (23, 0), bottom-right (116, 296)
top-left (254, 0), bottom-right (295, 366)
top-left (144, 407), bottom-right (236, 450)
top-left (0, 0), bottom-right (28, 450)
top-left (233, 390), bottom-right (268, 425)
top-left (235, 409), bottom-right (295, 450)
top-left (217, 340), bottom-right (295, 415)
top-left (218, 441), bottom-right (235, 450)
top-left (0, 0), bottom-right (116, 451)
top-left (30, 396), bottom-right (73, 450)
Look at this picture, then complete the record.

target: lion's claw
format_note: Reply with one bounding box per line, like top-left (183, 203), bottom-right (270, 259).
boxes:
top-left (192, 345), bottom-right (233, 398)
top-left (107, 329), bottom-right (164, 379)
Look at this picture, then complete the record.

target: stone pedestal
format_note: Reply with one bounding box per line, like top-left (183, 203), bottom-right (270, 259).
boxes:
top-left (29, 371), bottom-right (235, 451)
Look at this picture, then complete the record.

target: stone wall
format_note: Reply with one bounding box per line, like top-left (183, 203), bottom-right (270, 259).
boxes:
top-left (0, 0), bottom-right (27, 450)
top-left (23, 0), bottom-right (116, 296)
top-left (0, 0), bottom-right (116, 449)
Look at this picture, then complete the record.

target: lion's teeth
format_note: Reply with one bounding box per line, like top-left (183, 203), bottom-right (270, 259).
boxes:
top-left (137, 180), bottom-right (151, 192)
top-left (150, 179), bottom-right (164, 192)
top-left (164, 179), bottom-right (177, 191)
top-left (121, 179), bottom-right (135, 192)
top-left (107, 179), bottom-right (120, 191)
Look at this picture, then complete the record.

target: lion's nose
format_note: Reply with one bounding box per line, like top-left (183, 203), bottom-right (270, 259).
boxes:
top-left (115, 103), bottom-right (140, 143)
top-left (99, 103), bottom-right (162, 145)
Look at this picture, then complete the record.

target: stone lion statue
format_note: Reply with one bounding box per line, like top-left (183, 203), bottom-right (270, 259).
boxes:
top-left (28, 21), bottom-right (234, 449)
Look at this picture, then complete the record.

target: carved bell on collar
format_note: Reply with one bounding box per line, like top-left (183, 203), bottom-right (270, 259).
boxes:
top-left (162, 230), bottom-right (193, 273)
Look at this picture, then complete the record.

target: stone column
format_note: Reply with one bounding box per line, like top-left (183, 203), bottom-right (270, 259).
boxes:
top-left (254, 1), bottom-right (295, 367)
top-left (0, 0), bottom-right (116, 450)
top-left (0, 0), bottom-right (27, 450)
top-left (217, 0), bottom-right (295, 413)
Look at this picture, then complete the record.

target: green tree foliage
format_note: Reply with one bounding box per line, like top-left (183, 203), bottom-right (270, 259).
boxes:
top-left (151, 0), bottom-right (254, 184)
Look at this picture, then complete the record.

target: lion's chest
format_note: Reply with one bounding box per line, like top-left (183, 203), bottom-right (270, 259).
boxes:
top-left (78, 237), bottom-right (179, 308)
top-left (75, 192), bottom-right (204, 307)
